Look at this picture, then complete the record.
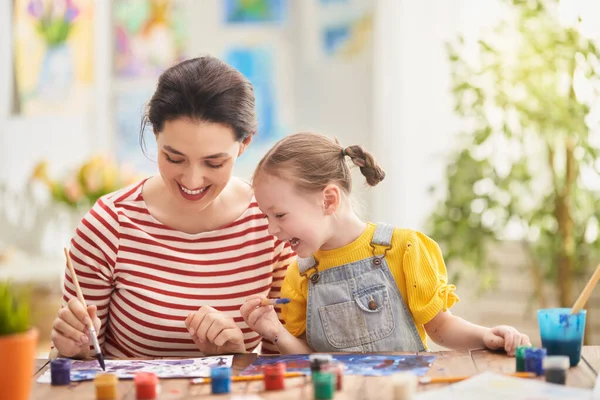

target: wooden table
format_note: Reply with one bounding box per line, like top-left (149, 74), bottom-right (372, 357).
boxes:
top-left (30, 347), bottom-right (600, 399)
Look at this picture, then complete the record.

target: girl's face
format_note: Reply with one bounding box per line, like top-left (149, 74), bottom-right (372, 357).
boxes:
top-left (156, 118), bottom-right (250, 211)
top-left (253, 174), bottom-right (336, 258)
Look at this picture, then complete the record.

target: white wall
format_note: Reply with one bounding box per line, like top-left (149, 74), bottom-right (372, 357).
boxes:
top-left (372, 0), bottom-right (505, 231)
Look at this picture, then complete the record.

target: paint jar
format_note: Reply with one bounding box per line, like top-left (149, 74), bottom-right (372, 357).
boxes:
top-left (50, 358), bottom-right (71, 386)
top-left (543, 355), bottom-right (570, 385)
top-left (537, 308), bottom-right (586, 366)
top-left (134, 372), bottom-right (159, 399)
top-left (391, 372), bottom-right (417, 400)
top-left (309, 354), bottom-right (333, 374)
top-left (515, 345), bottom-right (531, 372)
top-left (94, 373), bottom-right (118, 400)
top-left (312, 371), bottom-right (335, 400)
top-left (322, 361), bottom-right (344, 391)
top-left (524, 347), bottom-right (547, 376)
top-left (263, 362), bottom-right (286, 391)
top-left (210, 367), bottom-right (231, 395)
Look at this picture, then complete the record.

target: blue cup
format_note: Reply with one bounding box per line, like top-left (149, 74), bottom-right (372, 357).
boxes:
top-left (537, 308), bottom-right (586, 367)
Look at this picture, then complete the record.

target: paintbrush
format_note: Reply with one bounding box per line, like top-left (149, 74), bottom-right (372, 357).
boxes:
top-left (571, 263), bottom-right (600, 315)
top-left (260, 298), bottom-right (291, 306)
top-left (63, 247), bottom-right (106, 371)
top-left (418, 372), bottom-right (536, 384)
top-left (190, 371), bottom-right (305, 384)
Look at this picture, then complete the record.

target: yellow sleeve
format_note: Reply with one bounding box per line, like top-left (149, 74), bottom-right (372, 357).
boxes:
top-left (280, 260), bottom-right (308, 337)
top-left (403, 231), bottom-right (459, 325)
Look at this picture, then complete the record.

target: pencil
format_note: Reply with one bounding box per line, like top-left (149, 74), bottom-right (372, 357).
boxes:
top-left (260, 298), bottom-right (291, 306)
top-left (418, 371), bottom-right (536, 384)
top-left (190, 371), bottom-right (305, 384)
top-left (63, 247), bottom-right (106, 371)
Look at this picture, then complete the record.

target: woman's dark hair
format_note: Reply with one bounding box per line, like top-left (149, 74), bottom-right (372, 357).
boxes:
top-left (140, 55), bottom-right (257, 153)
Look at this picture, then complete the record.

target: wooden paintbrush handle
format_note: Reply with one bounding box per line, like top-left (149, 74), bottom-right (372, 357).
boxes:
top-left (571, 263), bottom-right (600, 314)
top-left (63, 247), bottom-right (88, 309)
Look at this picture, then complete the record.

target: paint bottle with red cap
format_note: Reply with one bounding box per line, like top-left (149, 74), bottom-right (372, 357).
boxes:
top-left (263, 362), bottom-right (286, 390)
top-left (134, 372), bottom-right (159, 399)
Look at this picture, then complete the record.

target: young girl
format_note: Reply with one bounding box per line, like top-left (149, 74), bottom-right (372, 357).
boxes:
top-left (240, 132), bottom-right (531, 354)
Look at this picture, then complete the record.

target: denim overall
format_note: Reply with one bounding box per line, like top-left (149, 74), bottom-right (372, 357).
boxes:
top-left (298, 224), bottom-right (425, 353)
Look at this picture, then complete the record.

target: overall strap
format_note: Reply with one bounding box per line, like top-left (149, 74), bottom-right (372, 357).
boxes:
top-left (298, 256), bottom-right (318, 274)
top-left (371, 223), bottom-right (394, 247)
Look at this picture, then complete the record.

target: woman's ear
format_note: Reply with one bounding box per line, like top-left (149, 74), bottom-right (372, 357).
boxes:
top-left (322, 184), bottom-right (341, 215)
top-left (238, 135), bottom-right (253, 157)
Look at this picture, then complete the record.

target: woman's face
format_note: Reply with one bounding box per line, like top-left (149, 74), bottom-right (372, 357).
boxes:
top-left (156, 118), bottom-right (251, 211)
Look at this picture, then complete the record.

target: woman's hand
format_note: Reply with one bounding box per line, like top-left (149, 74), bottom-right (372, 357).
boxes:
top-left (50, 298), bottom-right (101, 358)
top-left (185, 306), bottom-right (246, 355)
top-left (240, 296), bottom-right (283, 342)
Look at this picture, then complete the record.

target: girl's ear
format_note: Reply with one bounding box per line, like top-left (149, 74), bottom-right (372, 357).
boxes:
top-left (322, 184), bottom-right (341, 215)
top-left (238, 135), bottom-right (253, 157)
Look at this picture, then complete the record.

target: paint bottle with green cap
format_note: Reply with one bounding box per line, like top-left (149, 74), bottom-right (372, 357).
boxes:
top-left (312, 371), bottom-right (335, 400)
top-left (515, 345), bottom-right (531, 372)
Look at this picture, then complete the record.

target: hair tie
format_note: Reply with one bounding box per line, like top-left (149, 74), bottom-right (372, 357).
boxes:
top-left (341, 147), bottom-right (347, 157)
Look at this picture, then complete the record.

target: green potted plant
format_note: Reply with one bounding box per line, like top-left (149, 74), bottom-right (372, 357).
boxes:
top-left (0, 282), bottom-right (38, 400)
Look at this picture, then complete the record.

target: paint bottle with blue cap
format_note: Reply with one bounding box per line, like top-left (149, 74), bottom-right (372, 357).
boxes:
top-left (50, 358), bottom-right (71, 386)
top-left (210, 367), bottom-right (231, 394)
top-left (524, 347), bottom-right (547, 376)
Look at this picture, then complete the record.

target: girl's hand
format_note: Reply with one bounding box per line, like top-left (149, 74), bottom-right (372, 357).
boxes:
top-left (185, 306), bottom-right (246, 355)
top-left (483, 325), bottom-right (531, 356)
top-left (50, 298), bottom-right (101, 358)
top-left (240, 296), bottom-right (284, 342)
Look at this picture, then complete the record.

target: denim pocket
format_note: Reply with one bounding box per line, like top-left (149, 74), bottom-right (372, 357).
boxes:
top-left (319, 285), bottom-right (394, 349)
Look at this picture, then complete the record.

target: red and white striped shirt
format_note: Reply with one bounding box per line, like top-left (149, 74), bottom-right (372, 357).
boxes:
top-left (62, 179), bottom-right (294, 357)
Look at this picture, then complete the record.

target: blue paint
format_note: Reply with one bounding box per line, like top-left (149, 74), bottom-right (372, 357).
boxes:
top-left (50, 358), bottom-right (72, 386)
top-left (524, 348), bottom-right (546, 376)
top-left (537, 308), bottom-right (586, 366)
top-left (275, 298), bottom-right (291, 304)
top-left (210, 367), bottom-right (231, 394)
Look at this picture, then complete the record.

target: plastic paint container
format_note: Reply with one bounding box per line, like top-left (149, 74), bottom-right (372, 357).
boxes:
top-left (312, 371), bottom-right (335, 400)
top-left (94, 373), bottom-right (118, 400)
top-left (543, 355), bottom-right (570, 385)
top-left (322, 361), bottom-right (344, 391)
top-left (210, 367), bottom-right (231, 394)
top-left (264, 362), bottom-right (286, 391)
top-left (515, 345), bottom-right (531, 372)
top-left (134, 372), bottom-right (159, 399)
top-left (50, 358), bottom-right (71, 386)
top-left (309, 354), bottom-right (333, 374)
top-left (524, 347), bottom-right (547, 376)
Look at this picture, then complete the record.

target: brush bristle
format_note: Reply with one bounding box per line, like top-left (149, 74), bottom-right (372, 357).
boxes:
top-left (97, 353), bottom-right (106, 371)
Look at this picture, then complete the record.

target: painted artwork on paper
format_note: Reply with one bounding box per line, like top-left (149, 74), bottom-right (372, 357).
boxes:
top-left (13, 0), bottom-right (95, 115)
top-left (114, 0), bottom-right (187, 78)
top-left (239, 354), bottom-right (435, 376)
top-left (225, 46), bottom-right (280, 145)
top-left (115, 87), bottom-right (157, 175)
top-left (318, 0), bottom-right (373, 60)
top-left (37, 356), bottom-right (233, 383)
top-left (224, 0), bottom-right (286, 24)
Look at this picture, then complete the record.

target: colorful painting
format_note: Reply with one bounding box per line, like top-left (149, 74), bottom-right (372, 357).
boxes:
top-left (225, 46), bottom-right (279, 145)
top-left (115, 87), bottom-right (157, 175)
top-left (317, 0), bottom-right (373, 59)
top-left (224, 0), bottom-right (286, 24)
top-left (37, 356), bottom-right (233, 383)
top-left (13, 0), bottom-right (95, 115)
top-left (239, 354), bottom-right (436, 377)
top-left (114, 0), bottom-right (187, 78)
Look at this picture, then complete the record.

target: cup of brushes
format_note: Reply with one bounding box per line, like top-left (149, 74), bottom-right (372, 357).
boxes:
top-left (537, 263), bottom-right (600, 367)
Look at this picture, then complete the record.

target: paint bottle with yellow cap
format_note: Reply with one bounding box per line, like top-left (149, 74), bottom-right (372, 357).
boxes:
top-left (94, 373), bottom-right (118, 400)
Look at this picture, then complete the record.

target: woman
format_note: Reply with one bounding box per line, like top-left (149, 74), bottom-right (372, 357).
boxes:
top-left (49, 56), bottom-right (294, 358)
